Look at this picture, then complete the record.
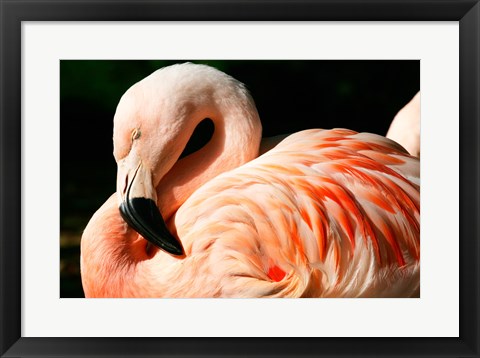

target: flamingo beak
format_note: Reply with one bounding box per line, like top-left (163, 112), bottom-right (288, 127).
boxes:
top-left (117, 162), bottom-right (184, 256)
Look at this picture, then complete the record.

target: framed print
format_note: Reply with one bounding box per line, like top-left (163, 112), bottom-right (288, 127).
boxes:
top-left (1, 0), bottom-right (479, 357)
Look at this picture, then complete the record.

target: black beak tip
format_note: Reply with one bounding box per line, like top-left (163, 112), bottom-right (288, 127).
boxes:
top-left (119, 197), bottom-right (184, 256)
top-left (169, 243), bottom-right (185, 256)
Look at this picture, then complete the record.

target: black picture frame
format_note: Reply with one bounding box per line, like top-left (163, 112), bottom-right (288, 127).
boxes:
top-left (1, 1), bottom-right (478, 357)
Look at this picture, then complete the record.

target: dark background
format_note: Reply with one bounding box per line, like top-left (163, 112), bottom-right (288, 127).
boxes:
top-left (60, 60), bottom-right (419, 298)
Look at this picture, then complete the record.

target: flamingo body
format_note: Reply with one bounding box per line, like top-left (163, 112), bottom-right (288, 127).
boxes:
top-left (80, 63), bottom-right (420, 298)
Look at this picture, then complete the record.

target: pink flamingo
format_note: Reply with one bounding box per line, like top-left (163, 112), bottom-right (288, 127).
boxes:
top-left (80, 63), bottom-right (420, 298)
top-left (386, 91), bottom-right (421, 157)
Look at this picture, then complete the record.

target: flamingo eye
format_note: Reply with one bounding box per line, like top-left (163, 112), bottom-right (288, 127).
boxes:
top-left (131, 128), bottom-right (141, 141)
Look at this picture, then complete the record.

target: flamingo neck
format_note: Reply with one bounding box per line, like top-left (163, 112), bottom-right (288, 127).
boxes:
top-left (155, 95), bottom-right (262, 222)
top-left (81, 195), bottom-right (155, 297)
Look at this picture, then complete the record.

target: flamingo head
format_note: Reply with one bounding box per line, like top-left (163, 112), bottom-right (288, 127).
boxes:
top-left (112, 63), bottom-right (262, 256)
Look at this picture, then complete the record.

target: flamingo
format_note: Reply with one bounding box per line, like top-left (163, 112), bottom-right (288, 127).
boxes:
top-left (386, 91), bottom-right (421, 157)
top-left (80, 63), bottom-right (420, 298)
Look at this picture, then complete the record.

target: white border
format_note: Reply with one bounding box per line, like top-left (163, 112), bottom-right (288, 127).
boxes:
top-left (22, 22), bottom-right (459, 337)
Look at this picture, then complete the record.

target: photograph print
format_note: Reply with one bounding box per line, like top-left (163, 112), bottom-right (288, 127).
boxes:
top-left (60, 60), bottom-right (420, 298)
